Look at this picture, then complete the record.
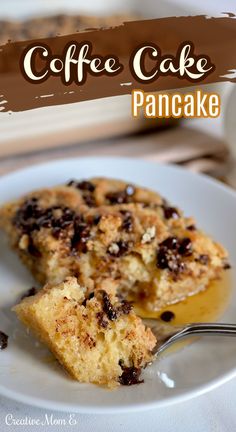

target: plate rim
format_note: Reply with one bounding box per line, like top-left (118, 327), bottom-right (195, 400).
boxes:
top-left (1, 369), bottom-right (236, 414)
top-left (1, 155), bottom-right (236, 200)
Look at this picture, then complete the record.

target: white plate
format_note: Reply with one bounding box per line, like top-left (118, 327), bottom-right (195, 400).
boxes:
top-left (0, 157), bottom-right (236, 414)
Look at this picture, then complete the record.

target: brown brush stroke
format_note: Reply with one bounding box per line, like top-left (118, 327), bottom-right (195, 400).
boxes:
top-left (0, 14), bottom-right (236, 112)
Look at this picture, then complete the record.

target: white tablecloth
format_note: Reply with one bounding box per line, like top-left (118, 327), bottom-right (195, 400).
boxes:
top-left (1, 377), bottom-right (236, 432)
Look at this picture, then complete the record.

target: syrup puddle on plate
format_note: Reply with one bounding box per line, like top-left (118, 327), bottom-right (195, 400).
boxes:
top-left (134, 271), bottom-right (232, 325)
top-left (136, 272), bottom-right (232, 374)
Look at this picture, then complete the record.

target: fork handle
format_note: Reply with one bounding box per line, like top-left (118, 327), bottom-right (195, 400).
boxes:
top-left (183, 323), bottom-right (236, 336)
top-left (156, 323), bottom-right (236, 355)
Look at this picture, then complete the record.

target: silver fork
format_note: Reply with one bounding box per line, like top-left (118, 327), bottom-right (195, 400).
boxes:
top-left (143, 320), bottom-right (236, 356)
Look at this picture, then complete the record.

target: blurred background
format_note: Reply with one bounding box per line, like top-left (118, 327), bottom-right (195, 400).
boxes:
top-left (0, 0), bottom-right (236, 186)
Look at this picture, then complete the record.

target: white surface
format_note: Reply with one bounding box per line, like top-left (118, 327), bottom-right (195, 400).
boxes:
top-left (1, 380), bottom-right (236, 432)
top-left (0, 157), bottom-right (236, 419)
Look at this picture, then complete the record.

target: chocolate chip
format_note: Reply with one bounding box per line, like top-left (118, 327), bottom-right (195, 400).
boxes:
top-left (196, 254), bottom-right (209, 265)
top-left (82, 291), bottom-right (95, 307)
top-left (51, 227), bottom-right (63, 239)
top-left (98, 292), bottom-right (132, 324)
top-left (118, 240), bottom-right (132, 255)
top-left (117, 299), bottom-right (133, 315)
top-left (93, 215), bottom-right (101, 225)
top-left (107, 240), bottom-right (130, 257)
top-left (27, 239), bottom-right (41, 257)
top-left (118, 365), bottom-right (143, 386)
top-left (106, 191), bottom-right (126, 204)
top-left (51, 207), bottom-right (75, 238)
top-left (101, 291), bottom-right (117, 321)
top-left (120, 211), bottom-right (133, 232)
top-left (66, 180), bottom-right (95, 192)
top-left (0, 331), bottom-right (8, 350)
top-left (96, 311), bottom-right (108, 328)
top-left (160, 311), bottom-right (175, 322)
top-left (66, 180), bottom-right (76, 187)
top-left (37, 217), bottom-right (52, 228)
top-left (83, 194), bottom-right (96, 207)
top-left (160, 236), bottom-right (179, 251)
top-left (156, 236), bottom-right (190, 274)
top-left (71, 220), bottom-right (91, 254)
top-left (157, 247), bottom-right (170, 270)
top-left (13, 198), bottom-right (41, 233)
top-left (178, 238), bottom-right (192, 256)
top-left (140, 202), bottom-right (150, 208)
top-left (66, 180), bottom-right (96, 206)
top-left (157, 250), bottom-right (185, 273)
top-left (14, 199), bottom-right (76, 240)
top-left (163, 206), bottom-right (179, 219)
top-left (106, 184), bottom-right (135, 204)
top-left (21, 286), bottom-right (37, 300)
top-left (186, 224), bottom-right (196, 231)
top-left (223, 262), bottom-right (231, 270)
top-left (76, 181), bottom-right (95, 192)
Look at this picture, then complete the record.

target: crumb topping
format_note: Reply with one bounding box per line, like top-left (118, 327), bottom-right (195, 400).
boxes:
top-left (141, 226), bottom-right (156, 244)
top-left (107, 242), bottom-right (120, 256)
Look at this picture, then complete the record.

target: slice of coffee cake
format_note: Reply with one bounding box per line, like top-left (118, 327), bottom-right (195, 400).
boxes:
top-left (13, 277), bottom-right (156, 387)
top-left (0, 177), bottom-right (229, 311)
